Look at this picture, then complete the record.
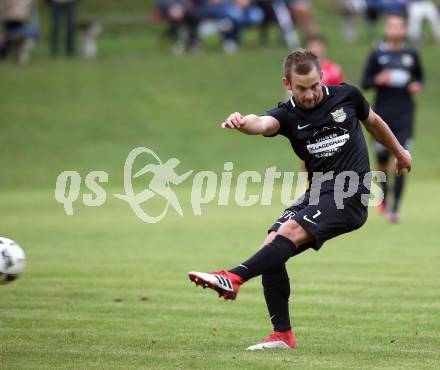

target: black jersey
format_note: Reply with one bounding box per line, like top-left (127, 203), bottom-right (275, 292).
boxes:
top-left (361, 42), bottom-right (424, 128)
top-left (265, 83), bottom-right (371, 191)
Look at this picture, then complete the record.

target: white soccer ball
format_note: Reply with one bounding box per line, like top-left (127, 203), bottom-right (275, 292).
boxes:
top-left (0, 237), bottom-right (26, 284)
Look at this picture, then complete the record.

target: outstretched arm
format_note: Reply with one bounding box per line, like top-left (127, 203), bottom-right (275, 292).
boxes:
top-left (221, 112), bottom-right (280, 136)
top-left (362, 108), bottom-right (412, 176)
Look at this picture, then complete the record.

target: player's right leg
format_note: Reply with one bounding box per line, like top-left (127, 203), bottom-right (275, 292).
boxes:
top-left (189, 220), bottom-right (312, 300)
top-left (188, 270), bottom-right (244, 300)
top-left (187, 233), bottom-right (278, 300)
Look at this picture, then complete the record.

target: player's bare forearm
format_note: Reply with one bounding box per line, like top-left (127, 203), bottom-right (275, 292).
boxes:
top-left (221, 112), bottom-right (280, 136)
top-left (238, 114), bottom-right (267, 135)
top-left (362, 109), bottom-right (412, 175)
top-left (362, 110), bottom-right (401, 155)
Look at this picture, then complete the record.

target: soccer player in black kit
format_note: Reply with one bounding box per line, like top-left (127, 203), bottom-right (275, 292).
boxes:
top-left (361, 14), bottom-right (424, 223)
top-left (188, 49), bottom-right (412, 350)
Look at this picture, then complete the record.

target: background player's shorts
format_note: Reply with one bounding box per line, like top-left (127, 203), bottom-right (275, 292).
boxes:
top-left (268, 189), bottom-right (368, 251)
top-left (374, 127), bottom-right (413, 164)
top-left (374, 108), bottom-right (414, 163)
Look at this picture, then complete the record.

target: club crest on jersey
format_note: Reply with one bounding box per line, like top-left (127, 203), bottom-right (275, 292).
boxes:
top-left (330, 108), bottom-right (346, 123)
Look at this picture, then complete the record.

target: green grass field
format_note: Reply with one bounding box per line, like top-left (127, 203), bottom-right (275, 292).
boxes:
top-left (1, 1), bottom-right (440, 369)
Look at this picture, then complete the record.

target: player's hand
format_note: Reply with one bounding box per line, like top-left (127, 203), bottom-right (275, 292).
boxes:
top-left (395, 149), bottom-right (412, 176)
top-left (408, 81), bottom-right (423, 95)
top-left (374, 70), bottom-right (391, 86)
top-left (221, 112), bottom-right (246, 129)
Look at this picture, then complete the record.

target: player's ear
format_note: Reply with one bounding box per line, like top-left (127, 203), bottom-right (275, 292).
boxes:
top-left (282, 77), bottom-right (291, 91)
top-left (319, 70), bottom-right (323, 81)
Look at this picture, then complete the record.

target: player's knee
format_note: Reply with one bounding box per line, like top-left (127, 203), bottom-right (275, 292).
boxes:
top-left (259, 231), bottom-right (277, 250)
top-left (277, 219), bottom-right (312, 246)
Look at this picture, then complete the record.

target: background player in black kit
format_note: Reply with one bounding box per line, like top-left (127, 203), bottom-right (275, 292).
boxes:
top-left (361, 14), bottom-right (424, 223)
top-left (189, 49), bottom-right (412, 350)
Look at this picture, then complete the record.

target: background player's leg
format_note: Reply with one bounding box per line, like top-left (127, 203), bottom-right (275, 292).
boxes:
top-left (389, 132), bottom-right (412, 222)
top-left (376, 144), bottom-right (390, 213)
top-left (378, 164), bottom-right (388, 211)
top-left (390, 173), bottom-right (405, 222)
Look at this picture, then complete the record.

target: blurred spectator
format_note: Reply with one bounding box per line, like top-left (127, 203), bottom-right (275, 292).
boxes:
top-left (338, 0), bottom-right (366, 42)
top-left (407, 0), bottom-right (440, 44)
top-left (18, 0), bottom-right (39, 64)
top-left (365, 0), bottom-right (406, 39)
top-left (365, 0), bottom-right (384, 38)
top-left (285, 0), bottom-right (319, 39)
top-left (192, 0), bottom-right (264, 53)
top-left (306, 35), bottom-right (344, 85)
top-left (257, 0), bottom-right (299, 48)
top-left (47, 0), bottom-right (77, 57)
top-left (156, 0), bottom-right (201, 53)
top-left (382, 0), bottom-right (406, 14)
top-left (0, 0), bottom-right (32, 62)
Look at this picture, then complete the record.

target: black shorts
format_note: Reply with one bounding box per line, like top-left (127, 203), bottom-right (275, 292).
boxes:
top-left (374, 128), bottom-right (413, 163)
top-left (268, 189), bottom-right (368, 251)
top-left (374, 108), bottom-right (414, 162)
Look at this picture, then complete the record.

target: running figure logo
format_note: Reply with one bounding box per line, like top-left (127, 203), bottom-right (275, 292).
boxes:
top-left (115, 147), bottom-right (193, 223)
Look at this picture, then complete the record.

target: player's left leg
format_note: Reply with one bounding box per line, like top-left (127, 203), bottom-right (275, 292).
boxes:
top-left (256, 230), bottom-right (310, 324)
top-left (222, 230), bottom-right (298, 350)
top-left (246, 229), bottom-right (312, 350)
top-left (258, 232), bottom-right (291, 336)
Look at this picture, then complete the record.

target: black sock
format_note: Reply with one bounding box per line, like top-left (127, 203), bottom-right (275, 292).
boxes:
top-left (262, 264), bottom-right (291, 332)
top-left (229, 235), bottom-right (296, 281)
top-left (381, 171), bottom-right (388, 206)
top-left (392, 174), bottom-right (405, 213)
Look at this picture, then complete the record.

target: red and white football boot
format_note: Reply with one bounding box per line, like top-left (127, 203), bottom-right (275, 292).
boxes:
top-left (188, 270), bottom-right (244, 300)
top-left (246, 329), bottom-right (297, 350)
